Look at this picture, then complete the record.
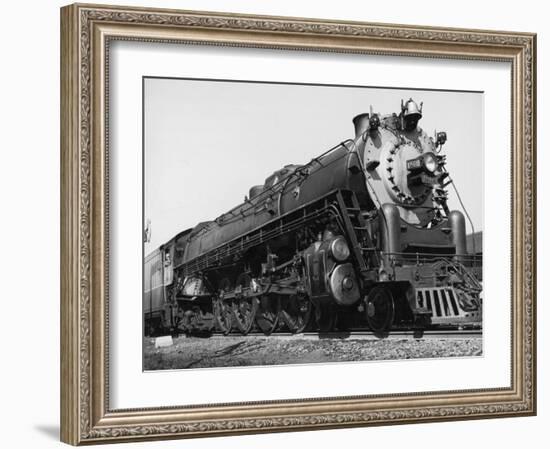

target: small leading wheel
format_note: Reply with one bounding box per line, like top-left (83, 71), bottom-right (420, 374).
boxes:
top-left (281, 295), bottom-right (312, 334)
top-left (232, 273), bottom-right (258, 335)
top-left (365, 286), bottom-right (395, 335)
top-left (255, 295), bottom-right (281, 335)
top-left (214, 278), bottom-right (233, 335)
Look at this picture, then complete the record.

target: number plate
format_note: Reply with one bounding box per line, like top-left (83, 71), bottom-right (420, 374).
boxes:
top-left (407, 159), bottom-right (423, 170)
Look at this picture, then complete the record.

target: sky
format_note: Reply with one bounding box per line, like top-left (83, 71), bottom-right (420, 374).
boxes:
top-left (144, 78), bottom-right (483, 253)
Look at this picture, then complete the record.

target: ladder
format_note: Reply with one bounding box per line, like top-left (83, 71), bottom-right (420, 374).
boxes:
top-left (335, 191), bottom-right (379, 273)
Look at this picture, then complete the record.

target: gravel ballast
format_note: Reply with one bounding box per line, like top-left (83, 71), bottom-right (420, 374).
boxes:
top-left (143, 335), bottom-right (482, 370)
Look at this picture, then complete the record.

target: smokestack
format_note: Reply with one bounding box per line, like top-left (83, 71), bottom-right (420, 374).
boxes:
top-left (352, 113), bottom-right (370, 139)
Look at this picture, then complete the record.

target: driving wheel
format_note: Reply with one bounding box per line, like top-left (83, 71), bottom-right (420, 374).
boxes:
top-left (232, 273), bottom-right (258, 335)
top-left (214, 278), bottom-right (233, 335)
top-left (255, 295), bottom-right (281, 335)
top-left (281, 295), bottom-right (312, 334)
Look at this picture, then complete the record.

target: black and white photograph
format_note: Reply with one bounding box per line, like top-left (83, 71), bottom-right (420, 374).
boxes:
top-left (1, 0), bottom-right (543, 446)
top-left (142, 78), bottom-right (483, 370)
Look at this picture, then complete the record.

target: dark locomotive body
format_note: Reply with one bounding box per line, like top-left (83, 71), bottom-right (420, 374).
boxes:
top-left (144, 99), bottom-right (482, 336)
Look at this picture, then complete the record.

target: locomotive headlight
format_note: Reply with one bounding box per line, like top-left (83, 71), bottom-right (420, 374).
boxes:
top-left (423, 153), bottom-right (438, 173)
top-left (330, 236), bottom-right (350, 262)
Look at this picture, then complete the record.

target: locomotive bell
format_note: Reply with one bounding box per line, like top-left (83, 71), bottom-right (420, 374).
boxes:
top-left (403, 98), bottom-right (423, 119)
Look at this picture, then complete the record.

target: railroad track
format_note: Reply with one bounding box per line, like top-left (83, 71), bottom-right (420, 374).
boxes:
top-left (207, 329), bottom-right (482, 340)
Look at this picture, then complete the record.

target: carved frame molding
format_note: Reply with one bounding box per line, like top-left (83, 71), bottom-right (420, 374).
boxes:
top-left (60, 3), bottom-right (536, 445)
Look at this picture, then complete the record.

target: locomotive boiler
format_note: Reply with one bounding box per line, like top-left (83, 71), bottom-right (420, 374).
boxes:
top-left (144, 99), bottom-right (482, 336)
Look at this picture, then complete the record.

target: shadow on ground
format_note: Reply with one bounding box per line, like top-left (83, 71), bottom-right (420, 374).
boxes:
top-left (34, 425), bottom-right (59, 440)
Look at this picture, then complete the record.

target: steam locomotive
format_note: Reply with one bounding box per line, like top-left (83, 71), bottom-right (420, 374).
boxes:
top-left (144, 99), bottom-right (482, 336)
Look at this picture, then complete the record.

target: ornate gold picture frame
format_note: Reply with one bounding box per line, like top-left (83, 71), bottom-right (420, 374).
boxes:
top-left (60, 3), bottom-right (536, 445)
